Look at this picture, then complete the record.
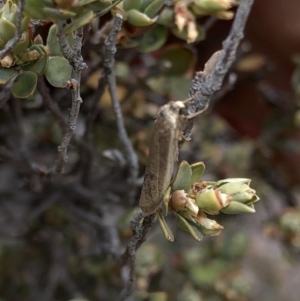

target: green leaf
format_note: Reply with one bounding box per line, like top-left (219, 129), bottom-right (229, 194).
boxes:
top-left (221, 202), bottom-right (256, 214)
top-left (45, 56), bottom-right (72, 87)
top-left (12, 71), bottom-right (37, 98)
top-left (46, 24), bottom-right (59, 56)
top-left (12, 31), bottom-right (30, 55)
top-left (24, 0), bottom-right (48, 19)
top-left (140, 0), bottom-right (153, 11)
top-left (172, 160), bottom-right (192, 192)
top-left (85, 0), bottom-right (122, 16)
top-left (0, 67), bottom-right (17, 84)
top-left (0, 17), bottom-right (15, 42)
top-left (0, 36), bottom-right (7, 48)
top-left (127, 9), bottom-right (157, 26)
top-left (156, 210), bottom-right (174, 241)
top-left (143, 0), bottom-right (164, 18)
top-left (175, 213), bottom-right (203, 241)
top-left (123, 0), bottom-right (142, 11)
top-left (62, 10), bottom-right (94, 35)
top-left (188, 162), bottom-right (205, 187)
top-left (21, 16), bottom-right (30, 32)
top-left (46, 24), bottom-right (74, 56)
top-left (28, 53), bottom-right (48, 75)
top-left (43, 7), bottom-right (77, 21)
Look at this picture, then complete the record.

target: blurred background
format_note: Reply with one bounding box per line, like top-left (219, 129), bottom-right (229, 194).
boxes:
top-left (1, 0), bottom-right (300, 300)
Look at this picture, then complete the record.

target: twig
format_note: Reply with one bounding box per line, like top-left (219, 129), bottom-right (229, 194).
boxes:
top-left (120, 211), bottom-right (155, 301)
top-left (121, 0), bottom-right (255, 299)
top-left (104, 14), bottom-right (139, 199)
top-left (55, 24), bottom-right (88, 173)
top-left (38, 76), bottom-right (95, 173)
top-left (184, 0), bottom-right (255, 136)
top-left (0, 0), bottom-right (24, 59)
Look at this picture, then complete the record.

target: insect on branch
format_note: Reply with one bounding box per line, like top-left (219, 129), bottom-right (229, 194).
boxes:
top-left (120, 0), bottom-right (255, 300)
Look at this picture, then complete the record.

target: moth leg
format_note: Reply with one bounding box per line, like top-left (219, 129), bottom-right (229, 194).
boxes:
top-left (186, 106), bottom-right (209, 119)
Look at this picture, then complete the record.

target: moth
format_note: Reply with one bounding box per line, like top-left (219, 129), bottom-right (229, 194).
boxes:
top-left (138, 51), bottom-right (222, 239)
top-left (139, 101), bottom-right (186, 216)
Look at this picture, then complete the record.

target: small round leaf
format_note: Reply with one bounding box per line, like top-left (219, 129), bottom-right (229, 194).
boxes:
top-left (12, 71), bottom-right (37, 98)
top-left (45, 56), bottom-right (72, 88)
top-left (0, 67), bottom-right (17, 85)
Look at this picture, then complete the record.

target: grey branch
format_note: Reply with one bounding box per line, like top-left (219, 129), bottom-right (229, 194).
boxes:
top-left (55, 24), bottom-right (87, 173)
top-left (0, 0), bottom-right (24, 59)
top-left (120, 211), bottom-right (155, 301)
top-left (104, 14), bottom-right (139, 197)
top-left (184, 0), bottom-right (255, 137)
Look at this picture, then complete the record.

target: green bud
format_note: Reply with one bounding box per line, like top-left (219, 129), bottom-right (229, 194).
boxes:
top-left (170, 190), bottom-right (187, 211)
top-left (143, 0), bottom-right (164, 18)
top-left (17, 49), bottom-right (40, 63)
top-left (221, 201), bottom-right (256, 214)
top-left (194, 212), bottom-right (224, 236)
top-left (1, 53), bottom-right (14, 68)
top-left (216, 179), bottom-right (259, 204)
top-left (170, 190), bottom-right (199, 219)
top-left (196, 187), bottom-right (231, 215)
top-left (214, 178), bottom-right (259, 214)
top-left (33, 34), bottom-right (44, 45)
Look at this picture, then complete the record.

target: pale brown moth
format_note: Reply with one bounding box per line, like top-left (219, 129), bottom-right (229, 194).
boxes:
top-left (139, 101), bottom-right (186, 216)
top-left (139, 51), bottom-right (222, 217)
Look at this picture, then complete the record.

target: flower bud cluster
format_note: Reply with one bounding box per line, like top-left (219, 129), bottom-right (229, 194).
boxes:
top-left (160, 160), bottom-right (260, 241)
